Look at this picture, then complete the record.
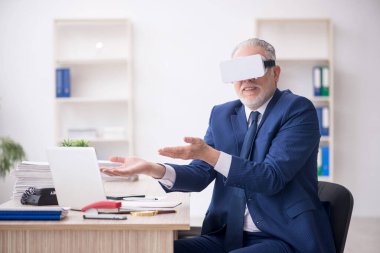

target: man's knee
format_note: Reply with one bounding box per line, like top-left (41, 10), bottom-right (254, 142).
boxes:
top-left (174, 235), bottom-right (225, 253)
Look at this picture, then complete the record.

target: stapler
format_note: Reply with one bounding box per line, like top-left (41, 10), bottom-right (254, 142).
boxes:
top-left (81, 200), bottom-right (127, 220)
top-left (81, 200), bottom-right (121, 212)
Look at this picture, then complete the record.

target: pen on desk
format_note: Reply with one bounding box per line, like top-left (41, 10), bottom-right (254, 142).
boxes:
top-left (156, 210), bottom-right (176, 214)
top-left (98, 210), bottom-right (176, 215)
top-left (123, 195), bottom-right (145, 198)
top-left (130, 210), bottom-right (176, 216)
top-left (140, 197), bottom-right (159, 201)
top-left (122, 196), bottom-right (161, 201)
top-left (106, 195), bottom-right (145, 200)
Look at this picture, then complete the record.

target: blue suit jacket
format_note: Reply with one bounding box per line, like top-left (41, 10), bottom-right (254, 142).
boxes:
top-left (163, 89), bottom-right (335, 253)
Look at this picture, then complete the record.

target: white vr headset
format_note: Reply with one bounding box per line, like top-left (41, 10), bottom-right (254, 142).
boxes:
top-left (220, 54), bottom-right (276, 83)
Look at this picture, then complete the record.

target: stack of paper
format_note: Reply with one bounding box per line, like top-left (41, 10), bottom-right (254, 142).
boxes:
top-left (11, 160), bottom-right (134, 200)
top-left (12, 161), bottom-right (54, 199)
top-left (0, 206), bottom-right (70, 220)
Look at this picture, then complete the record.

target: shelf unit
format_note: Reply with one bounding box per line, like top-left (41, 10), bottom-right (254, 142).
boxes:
top-left (256, 19), bottom-right (334, 181)
top-left (54, 19), bottom-right (134, 159)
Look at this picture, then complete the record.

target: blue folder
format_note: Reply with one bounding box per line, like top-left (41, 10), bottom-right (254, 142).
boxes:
top-left (0, 215), bottom-right (62, 220)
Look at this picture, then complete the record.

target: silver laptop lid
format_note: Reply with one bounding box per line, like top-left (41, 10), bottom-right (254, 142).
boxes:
top-left (47, 147), bottom-right (107, 210)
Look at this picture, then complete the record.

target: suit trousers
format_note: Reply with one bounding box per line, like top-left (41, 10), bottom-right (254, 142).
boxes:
top-left (174, 230), bottom-right (293, 253)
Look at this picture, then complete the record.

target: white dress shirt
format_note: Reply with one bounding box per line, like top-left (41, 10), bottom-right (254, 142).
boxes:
top-left (158, 97), bottom-right (272, 232)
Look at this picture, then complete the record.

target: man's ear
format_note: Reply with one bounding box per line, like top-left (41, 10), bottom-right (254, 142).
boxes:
top-left (273, 66), bottom-right (281, 83)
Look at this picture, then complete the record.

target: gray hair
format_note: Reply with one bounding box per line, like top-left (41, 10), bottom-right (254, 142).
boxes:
top-left (231, 38), bottom-right (276, 60)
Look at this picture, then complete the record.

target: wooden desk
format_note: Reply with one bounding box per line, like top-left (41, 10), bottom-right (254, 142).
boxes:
top-left (0, 176), bottom-right (190, 253)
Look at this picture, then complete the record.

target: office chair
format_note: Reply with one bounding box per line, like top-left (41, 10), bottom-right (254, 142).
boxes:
top-left (178, 181), bottom-right (354, 253)
top-left (318, 181), bottom-right (354, 253)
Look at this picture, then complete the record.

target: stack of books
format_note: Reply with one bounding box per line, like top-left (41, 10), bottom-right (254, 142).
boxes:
top-left (0, 206), bottom-right (69, 220)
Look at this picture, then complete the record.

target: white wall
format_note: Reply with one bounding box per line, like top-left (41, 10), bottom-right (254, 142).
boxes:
top-left (1, 0), bottom-right (380, 221)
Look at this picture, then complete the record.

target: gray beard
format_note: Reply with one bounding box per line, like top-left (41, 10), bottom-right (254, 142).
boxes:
top-left (239, 95), bottom-right (266, 110)
top-left (239, 86), bottom-right (276, 110)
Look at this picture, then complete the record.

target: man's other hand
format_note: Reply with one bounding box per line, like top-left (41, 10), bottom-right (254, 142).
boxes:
top-left (158, 137), bottom-right (220, 166)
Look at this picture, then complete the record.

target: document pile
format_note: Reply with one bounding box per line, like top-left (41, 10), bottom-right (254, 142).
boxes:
top-left (12, 161), bottom-right (53, 199)
top-left (0, 206), bottom-right (70, 220)
top-left (11, 161), bottom-right (135, 200)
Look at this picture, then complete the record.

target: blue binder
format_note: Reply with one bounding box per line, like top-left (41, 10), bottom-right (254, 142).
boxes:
top-left (317, 147), bottom-right (322, 176)
top-left (56, 68), bottom-right (71, 97)
top-left (0, 210), bottom-right (62, 216)
top-left (0, 207), bottom-right (68, 220)
top-left (321, 146), bottom-right (329, 176)
top-left (321, 66), bottom-right (330, 97)
top-left (313, 66), bottom-right (322, 96)
top-left (0, 215), bottom-right (62, 220)
top-left (316, 106), bottom-right (329, 136)
top-left (321, 107), bottom-right (330, 136)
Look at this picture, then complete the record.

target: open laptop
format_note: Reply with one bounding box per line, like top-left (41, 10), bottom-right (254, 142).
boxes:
top-left (46, 147), bottom-right (107, 210)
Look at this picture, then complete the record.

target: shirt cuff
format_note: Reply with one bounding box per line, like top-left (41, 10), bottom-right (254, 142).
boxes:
top-left (213, 151), bottom-right (232, 178)
top-left (157, 163), bottom-right (176, 189)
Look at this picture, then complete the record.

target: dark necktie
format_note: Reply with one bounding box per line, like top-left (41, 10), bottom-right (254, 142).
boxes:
top-left (225, 111), bottom-right (260, 251)
top-left (240, 111), bottom-right (260, 159)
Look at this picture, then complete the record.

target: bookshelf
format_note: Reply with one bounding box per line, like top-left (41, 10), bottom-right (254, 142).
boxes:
top-left (53, 19), bottom-right (134, 159)
top-left (256, 19), bottom-right (334, 181)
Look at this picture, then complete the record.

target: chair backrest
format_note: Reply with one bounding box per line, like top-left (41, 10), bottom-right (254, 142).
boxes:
top-left (318, 181), bottom-right (354, 253)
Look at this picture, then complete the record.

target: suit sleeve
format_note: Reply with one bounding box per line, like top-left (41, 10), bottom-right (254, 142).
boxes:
top-left (161, 107), bottom-right (218, 193)
top-left (225, 97), bottom-right (320, 196)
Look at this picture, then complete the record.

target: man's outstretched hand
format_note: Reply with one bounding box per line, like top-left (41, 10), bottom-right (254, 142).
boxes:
top-left (158, 137), bottom-right (220, 166)
top-left (100, 156), bottom-right (166, 179)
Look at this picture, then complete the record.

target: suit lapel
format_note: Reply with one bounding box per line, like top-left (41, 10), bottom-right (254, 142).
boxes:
top-left (256, 89), bottom-right (282, 133)
top-left (230, 104), bottom-right (247, 155)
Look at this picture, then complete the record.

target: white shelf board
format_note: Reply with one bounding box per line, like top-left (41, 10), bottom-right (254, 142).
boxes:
top-left (58, 138), bottom-right (129, 143)
top-left (56, 58), bottom-right (128, 65)
top-left (89, 138), bottom-right (129, 143)
top-left (56, 97), bottom-right (128, 104)
top-left (257, 18), bottom-right (330, 23)
top-left (318, 175), bottom-right (333, 182)
top-left (311, 96), bottom-right (330, 103)
top-left (55, 19), bottom-right (129, 25)
top-left (277, 58), bottom-right (330, 62)
top-left (320, 136), bottom-right (330, 143)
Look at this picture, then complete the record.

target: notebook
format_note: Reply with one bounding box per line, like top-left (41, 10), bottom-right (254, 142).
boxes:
top-left (46, 147), bottom-right (107, 210)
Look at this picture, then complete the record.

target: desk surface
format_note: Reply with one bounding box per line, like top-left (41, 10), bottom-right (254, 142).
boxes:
top-left (0, 175), bottom-right (190, 231)
top-left (0, 175), bottom-right (190, 253)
